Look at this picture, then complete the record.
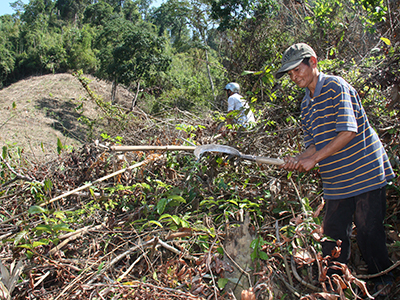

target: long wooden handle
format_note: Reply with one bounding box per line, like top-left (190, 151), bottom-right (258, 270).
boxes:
top-left (111, 145), bottom-right (196, 152)
top-left (240, 154), bottom-right (284, 166)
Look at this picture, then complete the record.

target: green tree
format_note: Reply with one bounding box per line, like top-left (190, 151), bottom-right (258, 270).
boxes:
top-left (64, 24), bottom-right (98, 72)
top-left (121, 0), bottom-right (141, 22)
top-left (208, 0), bottom-right (256, 30)
top-left (0, 15), bottom-right (20, 86)
top-left (55, 0), bottom-right (93, 23)
top-left (151, 0), bottom-right (192, 52)
top-left (111, 23), bottom-right (171, 109)
top-left (95, 16), bottom-right (135, 101)
top-left (83, 1), bottom-right (115, 27)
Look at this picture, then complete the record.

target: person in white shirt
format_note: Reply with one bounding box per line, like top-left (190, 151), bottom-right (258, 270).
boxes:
top-left (225, 82), bottom-right (255, 126)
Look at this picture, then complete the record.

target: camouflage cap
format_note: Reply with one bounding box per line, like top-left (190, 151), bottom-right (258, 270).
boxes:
top-left (275, 43), bottom-right (316, 79)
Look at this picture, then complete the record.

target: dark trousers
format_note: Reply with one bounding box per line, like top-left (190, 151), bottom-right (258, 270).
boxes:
top-left (322, 186), bottom-right (392, 277)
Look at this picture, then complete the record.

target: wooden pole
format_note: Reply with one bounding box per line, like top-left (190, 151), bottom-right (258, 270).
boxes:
top-left (110, 145), bottom-right (196, 152)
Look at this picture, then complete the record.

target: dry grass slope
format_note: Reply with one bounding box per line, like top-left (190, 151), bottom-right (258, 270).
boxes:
top-left (0, 73), bottom-right (132, 162)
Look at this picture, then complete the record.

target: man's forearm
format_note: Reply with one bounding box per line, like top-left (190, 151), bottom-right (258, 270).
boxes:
top-left (297, 144), bottom-right (316, 159)
top-left (310, 131), bottom-right (356, 164)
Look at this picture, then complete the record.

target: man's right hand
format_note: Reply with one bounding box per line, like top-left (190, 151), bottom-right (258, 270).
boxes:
top-left (280, 156), bottom-right (299, 171)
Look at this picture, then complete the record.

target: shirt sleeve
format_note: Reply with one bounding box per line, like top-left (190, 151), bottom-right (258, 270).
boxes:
top-left (333, 81), bottom-right (358, 133)
top-left (303, 125), bottom-right (314, 148)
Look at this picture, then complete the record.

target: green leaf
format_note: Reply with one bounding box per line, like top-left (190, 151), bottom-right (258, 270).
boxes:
top-left (168, 195), bottom-right (186, 206)
top-left (217, 278), bottom-right (229, 289)
top-left (26, 250), bottom-right (34, 259)
top-left (57, 138), bottom-right (63, 155)
top-left (250, 249), bottom-right (258, 262)
top-left (250, 238), bottom-right (258, 249)
top-left (171, 215), bottom-right (181, 225)
top-left (153, 271), bottom-right (158, 281)
top-left (53, 211), bottom-right (66, 219)
top-left (34, 224), bottom-right (53, 234)
top-left (159, 214), bottom-right (173, 221)
top-left (28, 205), bottom-right (47, 215)
top-left (13, 230), bottom-right (28, 245)
top-left (157, 198), bottom-right (168, 215)
top-left (98, 262), bottom-right (105, 274)
top-left (17, 244), bottom-right (33, 249)
top-left (43, 178), bottom-right (53, 192)
top-left (241, 70), bottom-right (255, 75)
top-left (52, 224), bottom-right (74, 233)
top-left (180, 219), bottom-right (190, 228)
top-left (228, 200), bottom-right (238, 206)
top-left (380, 37), bottom-right (391, 45)
top-left (144, 220), bottom-right (163, 228)
top-left (259, 251), bottom-right (269, 260)
top-left (32, 240), bottom-right (50, 248)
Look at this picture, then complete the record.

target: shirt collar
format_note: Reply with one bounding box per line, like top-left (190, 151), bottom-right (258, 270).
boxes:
top-left (304, 72), bottom-right (326, 106)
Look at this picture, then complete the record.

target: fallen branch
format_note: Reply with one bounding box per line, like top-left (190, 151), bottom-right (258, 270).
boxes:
top-left (0, 157), bottom-right (159, 225)
top-left (355, 260), bottom-right (400, 279)
top-left (86, 238), bottom-right (156, 285)
top-left (116, 253), bottom-right (145, 283)
top-left (158, 239), bottom-right (198, 261)
top-left (0, 156), bottom-right (41, 187)
top-left (49, 224), bottom-right (104, 256)
top-left (43, 158), bottom-right (154, 207)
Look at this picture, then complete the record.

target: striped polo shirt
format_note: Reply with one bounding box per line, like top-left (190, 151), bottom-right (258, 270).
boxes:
top-left (301, 73), bottom-right (395, 200)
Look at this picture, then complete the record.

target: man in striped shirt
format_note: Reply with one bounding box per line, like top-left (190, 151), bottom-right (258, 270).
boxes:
top-left (275, 43), bottom-right (395, 295)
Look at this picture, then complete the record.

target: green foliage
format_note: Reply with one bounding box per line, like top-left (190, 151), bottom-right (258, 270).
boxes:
top-left (111, 23), bottom-right (171, 88)
top-left (64, 25), bottom-right (98, 72)
top-left (152, 49), bottom-right (226, 114)
top-left (280, 197), bottom-right (323, 254)
top-left (209, 0), bottom-right (257, 30)
top-left (357, 0), bottom-right (387, 27)
top-left (250, 236), bottom-right (270, 261)
top-left (83, 1), bottom-right (114, 26)
top-left (150, 0), bottom-right (192, 52)
top-left (159, 213), bottom-right (190, 230)
top-left (10, 205), bottom-right (74, 258)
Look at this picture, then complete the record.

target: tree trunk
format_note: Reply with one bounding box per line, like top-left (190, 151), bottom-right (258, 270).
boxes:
top-left (111, 79), bottom-right (117, 104)
top-left (205, 49), bottom-right (216, 104)
top-left (131, 80), bottom-right (141, 111)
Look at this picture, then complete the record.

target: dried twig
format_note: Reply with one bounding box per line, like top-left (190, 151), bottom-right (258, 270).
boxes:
top-left (355, 260), bottom-right (400, 279)
top-left (0, 156), bottom-right (41, 186)
top-left (290, 256), bottom-right (321, 292)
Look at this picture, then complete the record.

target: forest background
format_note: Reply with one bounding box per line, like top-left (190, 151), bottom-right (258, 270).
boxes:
top-left (1, 0), bottom-right (400, 299)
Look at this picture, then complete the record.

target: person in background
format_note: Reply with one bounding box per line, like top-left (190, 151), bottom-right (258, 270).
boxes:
top-left (275, 43), bottom-right (395, 296)
top-left (224, 82), bottom-right (255, 126)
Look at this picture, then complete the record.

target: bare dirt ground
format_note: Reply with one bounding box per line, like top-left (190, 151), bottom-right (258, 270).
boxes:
top-left (0, 73), bottom-right (132, 162)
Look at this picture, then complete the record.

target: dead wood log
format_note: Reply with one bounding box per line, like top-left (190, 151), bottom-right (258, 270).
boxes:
top-left (223, 211), bottom-right (255, 299)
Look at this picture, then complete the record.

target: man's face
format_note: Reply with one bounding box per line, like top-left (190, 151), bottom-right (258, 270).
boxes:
top-left (287, 62), bottom-right (314, 89)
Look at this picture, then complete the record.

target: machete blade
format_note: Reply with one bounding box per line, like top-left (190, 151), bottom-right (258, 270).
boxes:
top-left (194, 144), bottom-right (241, 159)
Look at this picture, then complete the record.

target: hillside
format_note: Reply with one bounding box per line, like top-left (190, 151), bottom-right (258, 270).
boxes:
top-left (0, 73), bottom-right (133, 161)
